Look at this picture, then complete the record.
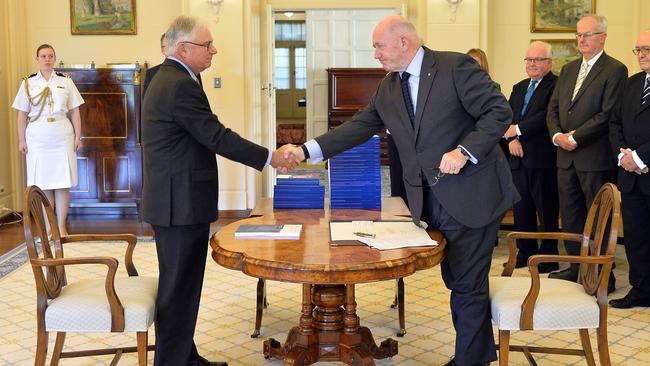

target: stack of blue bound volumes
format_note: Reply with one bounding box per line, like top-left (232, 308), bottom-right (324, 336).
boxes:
top-left (273, 173), bottom-right (325, 209)
top-left (329, 135), bottom-right (381, 209)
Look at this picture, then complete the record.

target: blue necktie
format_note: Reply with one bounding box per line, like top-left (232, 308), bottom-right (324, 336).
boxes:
top-left (400, 72), bottom-right (415, 127)
top-left (520, 79), bottom-right (538, 118)
top-left (642, 77), bottom-right (650, 105)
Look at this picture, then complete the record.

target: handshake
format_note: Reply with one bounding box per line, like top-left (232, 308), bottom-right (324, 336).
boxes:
top-left (270, 144), bottom-right (306, 173)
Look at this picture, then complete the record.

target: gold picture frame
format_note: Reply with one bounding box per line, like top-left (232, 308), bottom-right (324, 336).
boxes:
top-left (532, 39), bottom-right (580, 75)
top-left (70, 0), bottom-right (137, 35)
top-left (531, 0), bottom-right (596, 33)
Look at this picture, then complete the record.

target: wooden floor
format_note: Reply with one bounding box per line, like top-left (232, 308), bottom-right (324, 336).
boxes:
top-left (0, 214), bottom-right (245, 258)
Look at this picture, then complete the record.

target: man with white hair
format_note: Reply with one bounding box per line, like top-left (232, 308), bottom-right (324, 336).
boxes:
top-left (546, 15), bottom-right (627, 289)
top-left (503, 41), bottom-right (560, 272)
top-left (141, 16), bottom-right (295, 366)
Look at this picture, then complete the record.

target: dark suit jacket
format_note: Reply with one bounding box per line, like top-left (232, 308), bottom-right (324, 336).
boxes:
top-left (316, 48), bottom-right (518, 229)
top-left (141, 58), bottom-right (268, 227)
top-left (610, 71), bottom-right (650, 195)
top-left (508, 73), bottom-right (558, 170)
top-left (142, 64), bottom-right (161, 97)
top-left (547, 52), bottom-right (628, 171)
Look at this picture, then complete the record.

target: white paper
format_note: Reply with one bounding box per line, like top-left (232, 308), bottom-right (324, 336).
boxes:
top-left (330, 221), bottom-right (437, 250)
top-left (235, 224), bottom-right (302, 239)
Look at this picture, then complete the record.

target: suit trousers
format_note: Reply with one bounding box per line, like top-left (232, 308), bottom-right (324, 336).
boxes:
top-left (621, 183), bottom-right (650, 295)
top-left (152, 223), bottom-right (211, 366)
top-left (557, 164), bottom-right (615, 255)
top-left (511, 166), bottom-right (559, 257)
top-left (422, 185), bottom-right (500, 366)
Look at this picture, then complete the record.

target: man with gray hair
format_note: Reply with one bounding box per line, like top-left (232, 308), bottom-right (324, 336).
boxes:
top-left (141, 16), bottom-right (296, 366)
top-left (546, 15), bottom-right (627, 288)
top-left (502, 41), bottom-right (560, 272)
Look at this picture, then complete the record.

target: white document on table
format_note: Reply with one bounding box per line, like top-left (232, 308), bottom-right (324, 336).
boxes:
top-left (329, 221), bottom-right (437, 250)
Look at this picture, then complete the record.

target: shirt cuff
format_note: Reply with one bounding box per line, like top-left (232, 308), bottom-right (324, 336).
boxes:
top-left (515, 124), bottom-right (522, 136)
top-left (265, 150), bottom-right (272, 166)
top-left (633, 151), bottom-right (647, 169)
top-left (458, 145), bottom-right (478, 164)
top-left (551, 132), bottom-right (561, 146)
top-left (617, 152), bottom-right (624, 166)
top-left (304, 139), bottom-right (324, 164)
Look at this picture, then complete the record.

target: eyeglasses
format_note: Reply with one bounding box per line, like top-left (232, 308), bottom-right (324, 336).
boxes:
top-left (409, 168), bottom-right (446, 188)
top-left (524, 57), bottom-right (551, 64)
top-left (632, 47), bottom-right (650, 56)
top-left (181, 40), bottom-right (213, 51)
top-left (575, 32), bottom-right (604, 39)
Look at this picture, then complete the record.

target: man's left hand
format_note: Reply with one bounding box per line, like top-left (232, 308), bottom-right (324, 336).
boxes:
top-left (503, 124), bottom-right (518, 139)
top-left (439, 148), bottom-right (469, 175)
top-left (508, 139), bottom-right (524, 157)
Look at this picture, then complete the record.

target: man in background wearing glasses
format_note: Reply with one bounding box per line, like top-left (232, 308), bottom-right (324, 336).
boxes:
top-left (546, 15), bottom-right (627, 289)
top-left (503, 41), bottom-right (560, 273)
top-left (608, 29), bottom-right (650, 309)
top-left (283, 15), bottom-right (518, 366)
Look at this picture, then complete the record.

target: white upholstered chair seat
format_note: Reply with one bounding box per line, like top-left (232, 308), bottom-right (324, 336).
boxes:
top-left (490, 276), bottom-right (600, 331)
top-left (45, 276), bottom-right (158, 332)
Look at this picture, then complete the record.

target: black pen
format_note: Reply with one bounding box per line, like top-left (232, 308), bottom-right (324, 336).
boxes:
top-left (354, 232), bottom-right (376, 238)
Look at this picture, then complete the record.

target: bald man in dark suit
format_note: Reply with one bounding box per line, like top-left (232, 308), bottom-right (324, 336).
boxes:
top-left (283, 15), bottom-right (517, 366)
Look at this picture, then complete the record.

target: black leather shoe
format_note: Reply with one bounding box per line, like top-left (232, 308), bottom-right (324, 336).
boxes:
top-left (610, 291), bottom-right (650, 309)
top-left (442, 357), bottom-right (489, 366)
top-left (538, 262), bottom-right (559, 274)
top-left (548, 267), bottom-right (578, 282)
top-left (196, 355), bottom-right (228, 366)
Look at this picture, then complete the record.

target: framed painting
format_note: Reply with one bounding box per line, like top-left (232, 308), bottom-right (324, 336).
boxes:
top-left (531, 0), bottom-right (596, 33)
top-left (532, 39), bottom-right (580, 75)
top-left (70, 0), bottom-right (137, 35)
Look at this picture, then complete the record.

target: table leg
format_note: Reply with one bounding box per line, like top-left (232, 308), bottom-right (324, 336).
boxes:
top-left (263, 283), bottom-right (398, 365)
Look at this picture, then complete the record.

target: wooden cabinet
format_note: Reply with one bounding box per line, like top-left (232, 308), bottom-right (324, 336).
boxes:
top-left (58, 66), bottom-right (142, 215)
top-left (327, 68), bottom-right (389, 164)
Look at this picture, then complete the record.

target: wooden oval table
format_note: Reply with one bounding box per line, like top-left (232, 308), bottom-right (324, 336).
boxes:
top-left (210, 198), bottom-right (446, 365)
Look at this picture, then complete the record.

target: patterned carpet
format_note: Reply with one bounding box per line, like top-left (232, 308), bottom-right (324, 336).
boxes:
top-left (1, 235), bottom-right (648, 365)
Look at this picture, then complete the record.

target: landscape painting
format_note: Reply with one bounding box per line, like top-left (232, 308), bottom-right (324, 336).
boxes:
top-left (532, 0), bottom-right (596, 33)
top-left (70, 0), bottom-right (136, 35)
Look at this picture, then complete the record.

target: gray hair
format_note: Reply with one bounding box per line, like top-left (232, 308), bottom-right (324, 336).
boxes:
top-left (529, 41), bottom-right (552, 58)
top-left (580, 15), bottom-right (608, 33)
top-left (163, 16), bottom-right (206, 56)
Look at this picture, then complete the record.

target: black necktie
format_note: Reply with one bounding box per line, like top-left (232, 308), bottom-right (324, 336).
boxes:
top-left (400, 72), bottom-right (415, 127)
top-left (642, 77), bottom-right (650, 106)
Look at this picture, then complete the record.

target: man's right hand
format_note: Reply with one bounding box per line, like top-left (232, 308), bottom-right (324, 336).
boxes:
top-left (271, 144), bottom-right (304, 173)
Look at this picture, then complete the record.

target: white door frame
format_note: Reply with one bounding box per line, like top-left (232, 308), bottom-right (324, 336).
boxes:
top-left (256, 1), bottom-right (407, 196)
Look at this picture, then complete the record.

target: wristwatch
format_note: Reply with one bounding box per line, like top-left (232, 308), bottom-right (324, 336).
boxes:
top-left (459, 147), bottom-right (471, 159)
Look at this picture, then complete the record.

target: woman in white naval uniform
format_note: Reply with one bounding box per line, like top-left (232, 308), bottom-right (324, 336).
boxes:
top-left (12, 44), bottom-right (84, 236)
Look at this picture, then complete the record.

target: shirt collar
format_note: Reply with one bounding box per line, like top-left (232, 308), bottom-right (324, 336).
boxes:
top-left (167, 56), bottom-right (200, 83)
top-left (582, 50), bottom-right (604, 68)
top-left (402, 47), bottom-right (425, 77)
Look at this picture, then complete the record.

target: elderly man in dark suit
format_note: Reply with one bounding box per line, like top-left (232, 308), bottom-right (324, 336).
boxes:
top-left (503, 41), bottom-right (559, 273)
top-left (546, 15), bottom-right (627, 288)
top-left (142, 16), bottom-right (294, 366)
top-left (609, 29), bottom-right (650, 309)
top-left (282, 15), bottom-right (517, 366)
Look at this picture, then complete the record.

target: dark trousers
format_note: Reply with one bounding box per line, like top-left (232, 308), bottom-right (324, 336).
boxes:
top-left (621, 183), bottom-right (650, 295)
top-left (557, 165), bottom-right (615, 255)
top-left (422, 186), bottom-right (500, 366)
top-left (387, 134), bottom-right (408, 206)
top-left (511, 166), bottom-right (559, 258)
top-left (152, 223), bottom-right (211, 366)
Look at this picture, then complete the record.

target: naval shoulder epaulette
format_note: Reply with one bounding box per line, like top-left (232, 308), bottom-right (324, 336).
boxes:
top-left (23, 73), bottom-right (37, 81)
top-left (55, 72), bottom-right (70, 78)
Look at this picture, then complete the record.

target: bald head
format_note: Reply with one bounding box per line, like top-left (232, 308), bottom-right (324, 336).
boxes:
top-left (372, 15), bottom-right (421, 71)
top-left (636, 29), bottom-right (650, 73)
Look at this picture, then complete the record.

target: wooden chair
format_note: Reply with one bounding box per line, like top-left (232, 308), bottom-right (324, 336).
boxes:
top-left (489, 183), bottom-right (620, 366)
top-left (23, 186), bottom-right (157, 366)
top-left (252, 278), bottom-right (407, 338)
